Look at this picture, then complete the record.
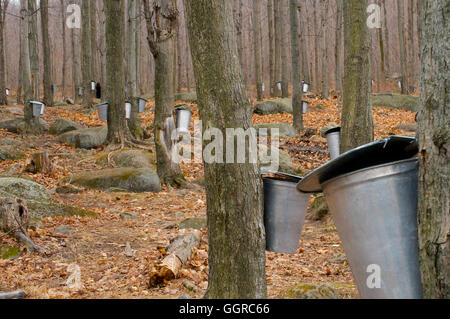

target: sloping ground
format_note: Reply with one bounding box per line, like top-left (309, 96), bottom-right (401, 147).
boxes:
top-left (0, 96), bottom-right (417, 299)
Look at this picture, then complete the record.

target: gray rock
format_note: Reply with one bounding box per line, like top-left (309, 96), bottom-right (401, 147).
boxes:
top-left (259, 144), bottom-right (303, 176)
top-left (0, 246), bottom-right (20, 260)
top-left (307, 195), bottom-right (329, 221)
top-left (179, 217), bottom-right (207, 230)
top-left (0, 177), bottom-right (98, 220)
top-left (183, 280), bottom-right (197, 292)
top-left (55, 225), bottom-right (75, 234)
top-left (174, 92), bottom-right (197, 103)
top-left (58, 126), bottom-right (108, 149)
top-left (120, 212), bottom-right (139, 220)
top-left (68, 168), bottom-right (162, 193)
top-left (255, 123), bottom-right (298, 138)
top-left (111, 150), bottom-right (155, 169)
top-left (0, 146), bottom-right (24, 161)
top-left (328, 253), bottom-right (347, 264)
top-left (370, 93), bottom-right (419, 111)
top-left (108, 209), bottom-right (124, 215)
top-left (254, 98), bottom-right (292, 115)
top-left (0, 117), bottom-right (48, 134)
top-left (284, 283), bottom-right (339, 299)
top-left (55, 185), bottom-right (82, 194)
top-left (49, 118), bottom-right (84, 135)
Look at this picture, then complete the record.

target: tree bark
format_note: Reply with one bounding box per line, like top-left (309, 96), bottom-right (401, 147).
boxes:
top-left (382, 0), bottom-right (390, 74)
top-left (267, 0), bottom-right (276, 97)
top-left (334, 0), bottom-right (343, 94)
top-left (60, 0), bottom-right (67, 100)
top-left (41, 0), bottom-right (54, 106)
top-left (81, 0), bottom-right (93, 108)
top-left (90, 0), bottom-right (98, 82)
top-left (320, 0), bottom-right (329, 99)
top-left (184, 0), bottom-right (266, 299)
top-left (298, 2), bottom-right (310, 84)
top-left (144, 0), bottom-right (186, 187)
top-left (340, 0), bottom-right (373, 153)
top-left (0, 1), bottom-right (9, 106)
top-left (28, 0), bottom-right (39, 100)
top-left (313, 0), bottom-right (320, 93)
top-left (281, 0), bottom-right (289, 98)
top-left (397, 0), bottom-right (408, 94)
top-left (253, 0), bottom-right (263, 101)
top-left (274, 0), bottom-right (282, 97)
top-left (290, 0), bottom-right (303, 131)
top-left (417, 0), bottom-right (449, 299)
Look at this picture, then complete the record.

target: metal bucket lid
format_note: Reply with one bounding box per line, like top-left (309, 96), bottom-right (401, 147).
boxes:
top-left (324, 126), bottom-right (341, 135)
top-left (30, 101), bottom-right (45, 106)
top-left (95, 102), bottom-right (109, 107)
top-left (297, 136), bottom-right (418, 193)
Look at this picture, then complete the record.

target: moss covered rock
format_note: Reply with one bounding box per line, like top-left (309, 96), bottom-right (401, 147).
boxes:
top-left (0, 245), bottom-right (20, 260)
top-left (255, 123), bottom-right (298, 138)
top-left (49, 118), bottom-right (84, 135)
top-left (68, 168), bottom-right (161, 193)
top-left (254, 98), bottom-right (293, 115)
top-left (284, 283), bottom-right (339, 299)
top-left (0, 146), bottom-right (24, 161)
top-left (58, 126), bottom-right (107, 149)
top-left (370, 93), bottom-right (419, 111)
top-left (259, 144), bottom-right (303, 176)
top-left (179, 217), bottom-right (207, 230)
top-left (112, 150), bottom-right (156, 169)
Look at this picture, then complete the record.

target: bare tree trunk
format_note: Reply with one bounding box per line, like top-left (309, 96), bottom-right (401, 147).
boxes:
top-left (176, 19), bottom-right (182, 93)
top-left (81, 0), bottom-right (93, 108)
top-left (298, 1), bottom-right (310, 84)
top-left (253, 0), bottom-right (263, 101)
top-left (281, 0), bottom-right (289, 98)
top-left (382, 0), bottom-right (390, 74)
top-left (290, 0), bottom-right (303, 131)
top-left (417, 0), bottom-right (449, 299)
top-left (267, 0), bottom-right (276, 97)
top-left (60, 0), bottom-right (67, 100)
top-left (185, 0), bottom-right (266, 299)
top-left (71, 22), bottom-right (83, 104)
top-left (341, 0), bottom-right (373, 153)
top-left (144, 0), bottom-right (186, 187)
top-left (0, 1), bottom-right (9, 106)
top-left (136, 0), bottom-right (142, 96)
top-left (41, 0), bottom-right (54, 106)
top-left (274, 0), bottom-right (282, 97)
top-left (28, 0), bottom-right (39, 100)
top-left (335, 0), bottom-right (343, 94)
top-left (90, 0), bottom-right (98, 82)
top-left (313, 0), bottom-right (320, 93)
top-left (320, 0), bottom-right (329, 99)
top-left (397, 0), bottom-right (408, 94)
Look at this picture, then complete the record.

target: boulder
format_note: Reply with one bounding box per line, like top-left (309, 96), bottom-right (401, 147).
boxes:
top-left (0, 245), bottom-right (20, 260)
top-left (49, 118), bottom-right (84, 135)
top-left (0, 117), bottom-right (48, 134)
top-left (306, 195), bottom-right (329, 221)
top-left (68, 168), bottom-right (161, 193)
top-left (0, 146), bottom-right (24, 161)
top-left (259, 144), bottom-right (303, 176)
top-left (179, 217), bottom-right (207, 230)
top-left (254, 98), bottom-right (292, 115)
top-left (370, 93), bottom-right (419, 111)
top-left (0, 177), bottom-right (97, 220)
top-left (284, 283), bottom-right (339, 299)
top-left (58, 126), bottom-right (107, 149)
top-left (111, 150), bottom-right (156, 169)
top-left (255, 123), bottom-right (298, 138)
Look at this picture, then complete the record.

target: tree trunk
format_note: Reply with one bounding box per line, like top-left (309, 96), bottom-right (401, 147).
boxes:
top-left (90, 0), bottom-right (98, 82)
top-left (136, 0), bottom-right (142, 96)
top-left (61, 0), bottom-right (67, 100)
top-left (144, 0), bottom-right (186, 187)
top-left (313, 0), bottom-right (320, 93)
top-left (81, 0), bottom-right (93, 108)
top-left (274, 0), bottom-right (282, 97)
top-left (340, 0), bottom-right (373, 153)
top-left (382, 0), bottom-right (390, 74)
top-left (184, 0), bottom-right (266, 299)
top-left (253, 0), bottom-right (263, 101)
top-left (290, 0), bottom-right (303, 131)
top-left (334, 0), bottom-right (343, 94)
top-left (407, 0), bottom-right (415, 86)
top-left (397, 0), bottom-right (408, 94)
top-left (281, 0), bottom-right (289, 98)
top-left (320, 0), bottom-right (329, 99)
top-left (105, 0), bottom-right (131, 145)
top-left (28, 0), bottom-right (39, 100)
top-left (267, 0), bottom-right (276, 97)
top-left (0, 1), bottom-right (8, 106)
top-left (298, 2), bottom-right (310, 84)
top-left (71, 23), bottom-right (83, 104)
top-left (41, 0), bottom-right (53, 106)
top-left (127, 0), bottom-right (142, 140)
top-left (417, 0), bottom-right (449, 299)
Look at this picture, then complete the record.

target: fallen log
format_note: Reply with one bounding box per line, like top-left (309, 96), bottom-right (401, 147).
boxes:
top-left (0, 290), bottom-right (26, 300)
top-left (149, 230), bottom-right (201, 288)
top-left (0, 197), bottom-right (42, 253)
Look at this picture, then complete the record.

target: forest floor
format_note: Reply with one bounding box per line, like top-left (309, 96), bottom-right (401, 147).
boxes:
top-left (0, 94), bottom-right (416, 299)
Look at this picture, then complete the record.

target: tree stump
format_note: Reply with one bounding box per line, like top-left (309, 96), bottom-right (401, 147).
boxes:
top-left (25, 150), bottom-right (52, 174)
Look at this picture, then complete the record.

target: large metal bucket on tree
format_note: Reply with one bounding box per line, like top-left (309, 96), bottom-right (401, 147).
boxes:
top-left (96, 102), bottom-right (109, 121)
top-left (31, 101), bottom-right (45, 117)
top-left (263, 173), bottom-right (310, 254)
top-left (324, 126), bottom-right (341, 160)
top-left (138, 98), bottom-right (147, 113)
top-left (297, 136), bottom-right (422, 299)
top-left (176, 107), bottom-right (193, 134)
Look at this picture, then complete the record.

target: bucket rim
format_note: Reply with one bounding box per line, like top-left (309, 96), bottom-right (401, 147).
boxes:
top-left (96, 102), bottom-right (109, 107)
top-left (176, 108), bottom-right (193, 114)
top-left (325, 126), bottom-right (341, 135)
top-left (322, 158), bottom-right (418, 190)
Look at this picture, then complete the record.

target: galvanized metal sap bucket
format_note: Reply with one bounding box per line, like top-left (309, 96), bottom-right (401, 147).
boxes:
top-left (96, 102), bottom-right (108, 121)
top-left (138, 98), bottom-right (147, 113)
top-left (31, 101), bottom-right (45, 117)
top-left (125, 102), bottom-right (132, 119)
top-left (322, 158), bottom-right (422, 299)
top-left (263, 174), bottom-right (310, 254)
top-left (325, 126), bottom-right (341, 160)
top-left (302, 100), bottom-right (309, 114)
top-left (176, 108), bottom-right (192, 134)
